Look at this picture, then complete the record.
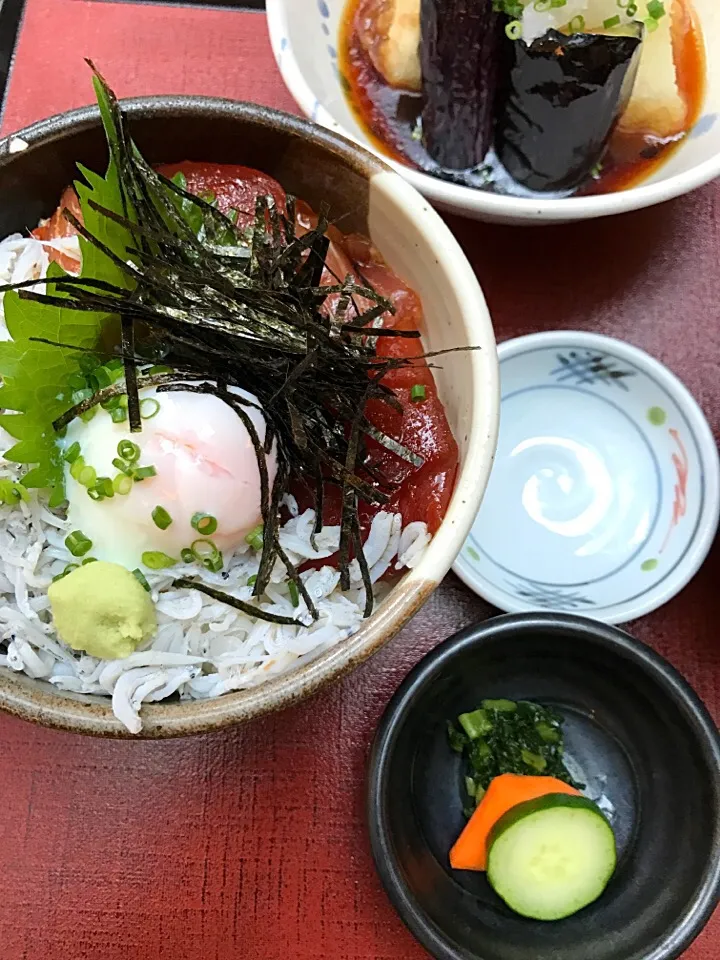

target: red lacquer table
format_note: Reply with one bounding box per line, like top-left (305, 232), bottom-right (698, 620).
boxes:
top-left (0, 4), bottom-right (718, 958)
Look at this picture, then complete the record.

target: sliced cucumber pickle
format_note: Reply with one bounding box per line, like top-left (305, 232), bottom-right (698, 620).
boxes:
top-left (486, 793), bottom-right (616, 921)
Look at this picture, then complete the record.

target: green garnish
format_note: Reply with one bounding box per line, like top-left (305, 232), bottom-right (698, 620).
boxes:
top-left (247, 574), bottom-right (258, 587)
top-left (63, 442), bottom-right (81, 464)
top-left (603, 14), bottom-right (621, 27)
top-left (132, 465), bottom-right (157, 481)
top-left (78, 464), bottom-right (97, 488)
top-left (65, 530), bottom-right (93, 557)
top-left (0, 478), bottom-right (30, 504)
top-left (88, 476), bottom-right (114, 500)
top-left (81, 557), bottom-right (97, 565)
top-left (191, 512), bottom-right (217, 536)
top-left (132, 568), bottom-right (151, 592)
top-left (109, 406), bottom-right (127, 423)
top-left (449, 698), bottom-right (581, 801)
top-left (505, 19), bottom-right (523, 40)
top-left (288, 580), bottom-right (300, 607)
top-left (190, 539), bottom-right (223, 572)
top-left (69, 457), bottom-right (86, 481)
top-left (568, 14), bottom-right (586, 31)
top-left (139, 397), bottom-right (160, 420)
top-left (79, 407), bottom-right (97, 423)
top-left (410, 383), bottom-right (426, 403)
top-left (644, 15), bottom-right (659, 30)
top-left (152, 506), bottom-right (173, 530)
top-left (245, 524), bottom-right (264, 552)
top-left (113, 474), bottom-right (133, 495)
top-left (180, 548), bottom-right (194, 563)
top-left (53, 562), bottom-right (80, 583)
top-left (646, 0), bottom-right (665, 18)
top-left (141, 551), bottom-right (177, 570)
top-left (117, 439), bottom-right (140, 463)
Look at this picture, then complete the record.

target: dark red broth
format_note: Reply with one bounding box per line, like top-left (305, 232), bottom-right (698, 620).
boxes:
top-left (339, 0), bottom-right (706, 197)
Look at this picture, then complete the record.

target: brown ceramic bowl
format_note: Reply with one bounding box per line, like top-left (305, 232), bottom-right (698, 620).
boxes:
top-left (0, 99), bottom-right (498, 737)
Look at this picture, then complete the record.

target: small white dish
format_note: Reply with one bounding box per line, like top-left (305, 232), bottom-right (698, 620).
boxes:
top-left (266, 0), bottom-right (720, 224)
top-left (453, 331), bottom-right (719, 624)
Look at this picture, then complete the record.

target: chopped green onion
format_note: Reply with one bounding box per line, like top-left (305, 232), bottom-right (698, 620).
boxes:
top-left (101, 395), bottom-right (122, 410)
top-left (245, 524), bottom-right (264, 552)
top-left (627, 2), bottom-right (637, 13)
top-left (79, 354), bottom-right (100, 374)
top-left (69, 456), bottom-right (86, 481)
top-left (140, 398), bottom-right (161, 420)
top-left (533, 0), bottom-right (551, 9)
top-left (148, 365), bottom-right (173, 376)
top-left (52, 562), bottom-right (80, 583)
top-left (132, 465), bottom-right (157, 481)
top-left (71, 387), bottom-right (93, 405)
top-left (644, 15), bottom-right (659, 30)
top-left (646, 0), bottom-right (665, 17)
top-left (191, 539), bottom-right (223, 572)
top-left (603, 14), bottom-right (621, 26)
top-left (80, 407), bottom-right (97, 424)
top-left (247, 574), bottom-right (258, 587)
top-left (0, 479), bottom-right (29, 504)
top-left (91, 365), bottom-right (113, 389)
top-left (132, 568), bottom-right (151, 592)
top-left (288, 580), bottom-right (300, 607)
top-left (152, 506), bottom-right (173, 530)
top-left (78, 465), bottom-right (97, 488)
top-left (94, 477), bottom-right (114, 499)
top-left (109, 407), bottom-right (128, 424)
top-left (505, 19), bottom-right (522, 39)
top-left (111, 457), bottom-right (134, 476)
top-left (141, 551), bottom-right (177, 570)
top-left (81, 557), bottom-right (97, 565)
top-left (117, 440), bottom-right (140, 463)
top-left (63, 442), bottom-right (81, 464)
top-left (113, 474), bottom-right (133, 496)
top-left (191, 512), bottom-right (218, 536)
top-left (568, 14), bottom-right (586, 30)
top-left (65, 530), bottom-right (93, 557)
top-left (550, 0), bottom-right (567, 7)
top-left (410, 384), bottom-right (426, 403)
top-left (180, 548), bottom-right (195, 563)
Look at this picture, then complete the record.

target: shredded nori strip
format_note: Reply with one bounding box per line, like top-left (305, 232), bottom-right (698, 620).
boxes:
top-left (2, 64), bottom-right (473, 620)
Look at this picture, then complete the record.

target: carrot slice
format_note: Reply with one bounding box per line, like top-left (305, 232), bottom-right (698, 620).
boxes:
top-left (449, 773), bottom-right (581, 872)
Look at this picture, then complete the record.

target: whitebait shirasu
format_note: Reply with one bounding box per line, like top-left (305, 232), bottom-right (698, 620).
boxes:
top-left (0, 233), bottom-right (431, 733)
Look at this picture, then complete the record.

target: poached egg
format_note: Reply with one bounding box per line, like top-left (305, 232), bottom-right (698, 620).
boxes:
top-left (64, 386), bottom-right (277, 569)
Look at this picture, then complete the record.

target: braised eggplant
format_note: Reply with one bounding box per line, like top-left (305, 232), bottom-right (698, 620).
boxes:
top-left (495, 27), bottom-right (644, 193)
top-left (420, 0), bottom-right (502, 170)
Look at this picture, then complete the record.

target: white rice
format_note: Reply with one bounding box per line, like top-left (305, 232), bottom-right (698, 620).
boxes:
top-left (0, 232), bottom-right (430, 733)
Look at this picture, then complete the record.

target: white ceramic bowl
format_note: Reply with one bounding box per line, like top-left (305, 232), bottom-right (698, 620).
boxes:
top-left (267, 0), bottom-right (720, 224)
top-left (453, 331), bottom-right (720, 624)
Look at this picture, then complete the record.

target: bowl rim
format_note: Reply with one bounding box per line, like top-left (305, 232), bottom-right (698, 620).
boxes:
top-left (452, 330), bottom-right (720, 624)
top-left (266, 0), bottom-right (720, 222)
top-left (0, 96), bottom-right (499, 737)
top-left (367, 612), bottom-right (720, 960)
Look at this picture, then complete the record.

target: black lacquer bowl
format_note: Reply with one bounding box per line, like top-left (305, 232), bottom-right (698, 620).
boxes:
top-left (367, 613), bottom-right (720, 960)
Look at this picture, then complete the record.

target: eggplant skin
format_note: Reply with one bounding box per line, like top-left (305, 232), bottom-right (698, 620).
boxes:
top-left (421, 0), bottom-right (502, 170)
top-left (495, 28), bottom-right (643, 193)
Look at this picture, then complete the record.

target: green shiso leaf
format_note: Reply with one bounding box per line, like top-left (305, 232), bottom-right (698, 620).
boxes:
top-left (0, 78), bottom-right (135, 501)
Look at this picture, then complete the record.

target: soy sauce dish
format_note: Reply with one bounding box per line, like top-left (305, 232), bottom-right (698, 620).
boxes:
top-left (367, 614), bottom-right (720, 960)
